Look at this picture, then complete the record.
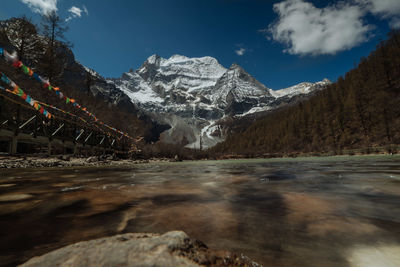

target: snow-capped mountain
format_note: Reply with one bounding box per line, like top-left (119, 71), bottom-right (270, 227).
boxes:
top-left (270, 79), bottom-right (331, 98)
top-left (108, 54), bottom-right (331, 148)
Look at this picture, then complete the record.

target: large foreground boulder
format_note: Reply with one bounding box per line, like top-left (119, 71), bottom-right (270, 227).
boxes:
top-left (20, 231), bottom-right (258, 267)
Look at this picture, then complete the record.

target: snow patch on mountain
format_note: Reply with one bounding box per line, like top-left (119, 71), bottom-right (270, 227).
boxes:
top-left (113, 72), bottom-right (164, 104)
top-left (82, 65), bottom-right (102, 79)
top-left (270, 78), bottom-right (331, 98)
top-left (137, 54), bottom-right (226, 94)
top-left (237, 106), bottom-right (272, 117)
top-left (108, 54), bottom-right (331, 148)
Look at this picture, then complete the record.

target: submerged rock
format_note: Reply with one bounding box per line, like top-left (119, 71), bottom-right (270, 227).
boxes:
top-left (20, 231), bottom-right (258, 267)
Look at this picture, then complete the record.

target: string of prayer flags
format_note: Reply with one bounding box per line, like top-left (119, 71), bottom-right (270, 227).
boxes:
top-left (35, 100), bottom-right (109, 135)
top-left (0, 46), bottom-right (135, 140)
top-left (15, 61), bottom-right (99, 121)
top-left (0, 72), bottom-right (52, 119)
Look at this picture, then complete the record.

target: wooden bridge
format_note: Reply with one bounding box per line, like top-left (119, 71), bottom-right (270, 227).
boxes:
top-left (0, 92), bottom-right (131, 156)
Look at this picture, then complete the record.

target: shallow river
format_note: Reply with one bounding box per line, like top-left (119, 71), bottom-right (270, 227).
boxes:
top-left (1, 156), bottom-right (400, 266)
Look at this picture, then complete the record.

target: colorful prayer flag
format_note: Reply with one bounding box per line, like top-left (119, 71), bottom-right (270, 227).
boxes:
top-left (22, 65), bottom-right (29, 74)
top-left (33, 73), bottom-right (41, 82)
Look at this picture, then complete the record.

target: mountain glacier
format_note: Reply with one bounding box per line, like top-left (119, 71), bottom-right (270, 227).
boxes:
top-left (107, 54), bottom-right (330, 148)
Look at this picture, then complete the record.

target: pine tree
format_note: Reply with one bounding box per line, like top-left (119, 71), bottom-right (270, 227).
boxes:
top-left (40, 11), bottom-right (71, 82)
top-left (3, 16), bottom-right (40, 64)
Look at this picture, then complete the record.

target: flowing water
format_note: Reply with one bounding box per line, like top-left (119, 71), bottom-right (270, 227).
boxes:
top-left (1, 156), bottom-right (400, 266)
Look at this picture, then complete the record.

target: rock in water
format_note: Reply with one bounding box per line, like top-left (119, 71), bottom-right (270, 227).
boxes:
top-left (20, 231), bottom-right (258, 267)
top-left (85, 156), bottom-right (98, 163)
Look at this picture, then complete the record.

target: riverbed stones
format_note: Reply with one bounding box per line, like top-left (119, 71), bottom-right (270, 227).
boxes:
top-left (0, 156), bottom-right (155, 168)
top-left (85, 156), bottom-right (98, 163)
top-left (20, 231), bottom-right (258, 267)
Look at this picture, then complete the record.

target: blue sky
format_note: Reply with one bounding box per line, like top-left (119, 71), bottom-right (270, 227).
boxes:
top-left (1, 0), bottom-right (399, 89)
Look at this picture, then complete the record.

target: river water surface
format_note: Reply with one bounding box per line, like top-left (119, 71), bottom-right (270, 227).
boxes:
top-left (1, 156), bottom-right (400, 266)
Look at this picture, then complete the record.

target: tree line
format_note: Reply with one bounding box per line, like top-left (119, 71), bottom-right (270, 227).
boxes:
top-left (211, 31), bottom-right (400, 157)
top-left (1, 12), bottom-right (70, 82)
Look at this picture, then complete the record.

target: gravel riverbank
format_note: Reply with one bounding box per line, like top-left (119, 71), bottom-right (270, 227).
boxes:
top-left (0, 155), bottom-right (153, 169)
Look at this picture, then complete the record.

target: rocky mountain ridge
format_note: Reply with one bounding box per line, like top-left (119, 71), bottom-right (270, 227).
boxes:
top-left (107, 54), bottom-right (331, 148)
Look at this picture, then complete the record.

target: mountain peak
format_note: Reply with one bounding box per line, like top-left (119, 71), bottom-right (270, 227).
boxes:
top-left (321, 78), bottom-right (331, 84)
top-left (146, 54), bottom-right (161, 65)
top-left (108, 53), bottom-right (330, 148)
top-left (229, 63), bottom-right (242, 70)
top-left (168, 54), bottom-right (189, 61)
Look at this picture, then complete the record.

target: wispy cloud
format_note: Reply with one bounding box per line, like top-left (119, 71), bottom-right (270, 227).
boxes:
top-left (357, 0), bottom-right (400, 28)
top-left (20, 0), bottom-right (58, 15)
top-left (266, 0), bottom-right (372, 56)
top-left (390, 17), bottom-right (400, 29)
top-left (266, 0), bottom-right (400, 56)
top-left (235, 47), bottom-right (246, 56)
top-left (66, 5), bottom-right (89, 22)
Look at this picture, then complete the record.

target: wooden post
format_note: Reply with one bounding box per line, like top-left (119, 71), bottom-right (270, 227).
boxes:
top-left (48, 118), bottom-right (54, 156)
top-left (15, 106), bottom-right (20, 136)
top-left (62, 118), bottom-right (66, 138)
top-left (62, 117), bottom-right (66, 154)
top-left (103, 135), bottom-right (107, 155)
top-left (0, 95), bottom-right (3, 130)
top-left (48, 141), bottom-right (52, 156)
top-left (10, 106), bottom-right (21, 154)
top-left (73, 117), bottom-right (77, 144)
top-left (74, 144), bottom-right (78, 155)
top-left (34, 112), bottom-right (39, 138)
top-left (9, 135), bottom-right (17, 154)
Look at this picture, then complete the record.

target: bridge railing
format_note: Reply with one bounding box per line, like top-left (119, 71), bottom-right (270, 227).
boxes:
top-left (0, 92), bottom-right (127, 155)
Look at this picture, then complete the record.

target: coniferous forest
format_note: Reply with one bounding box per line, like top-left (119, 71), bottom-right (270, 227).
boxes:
top-left (211, 31), bottom-right (400, 156)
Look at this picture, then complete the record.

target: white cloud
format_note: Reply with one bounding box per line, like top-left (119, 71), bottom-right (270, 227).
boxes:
top-left (357, 0), bottom-right (400, 28)
top-left (66, 5), bottom-right (89, 22)
top-left (83, 5), bottom-right (89, 15)
top-left (235, 47), bottom-right (246, 56)
top-left (20, 0), bottom-right (58, 14)
top-left (390, 17), bottom-right (400, 29)
top-left (267, 0), bottom-right (372, 56)
top-left (358, 0), bottom-right (400, 17)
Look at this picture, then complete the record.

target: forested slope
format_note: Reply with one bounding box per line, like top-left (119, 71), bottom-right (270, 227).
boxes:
top-left (212, 31), bottom-right (400, 156)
